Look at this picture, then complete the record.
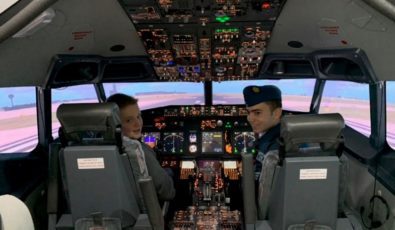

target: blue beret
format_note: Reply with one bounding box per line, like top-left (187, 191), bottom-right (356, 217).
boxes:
top-left (243, 85), bottom-right (282, 107)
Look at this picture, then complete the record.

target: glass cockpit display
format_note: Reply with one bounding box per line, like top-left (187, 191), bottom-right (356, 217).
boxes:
top-left (188, 131), bottom-right (198, 154)
top-left (202, 132), bottom-right (223, 153)
top-left (141, 132), bottom-right (160, 149)
top-left (233, 131), bottom-right (256, 154)
top-left (163, 132), bottom-right (184, 154)
top-left (142, 105), bottom-right (254, 155)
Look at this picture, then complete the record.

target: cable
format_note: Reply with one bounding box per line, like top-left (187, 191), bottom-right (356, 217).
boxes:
top-left (360, 154), bottom-right (390, 229)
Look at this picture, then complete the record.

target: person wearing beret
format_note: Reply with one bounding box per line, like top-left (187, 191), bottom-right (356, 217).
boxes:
top-left (243, 85), bottom-right (282, 180)
top-left (243, 85), bottom-right (282, 219)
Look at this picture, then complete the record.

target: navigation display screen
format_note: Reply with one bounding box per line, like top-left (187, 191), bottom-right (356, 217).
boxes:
top-left (141, 132), bottom-right (160, 149)
top-left (233, 131), bottom-right (256, 154)
top-left (202, 132), bottom-right (223, 153)
top-left (163, 132), bottom-right (184, 154)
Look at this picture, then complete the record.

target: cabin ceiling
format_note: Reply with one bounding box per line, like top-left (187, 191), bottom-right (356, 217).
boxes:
top-left (268, 0), bottom-right (395, 81)
top-left (0, 0), bottom-right (146, 87)
top-left (1, 0), bottom-right (395, 87)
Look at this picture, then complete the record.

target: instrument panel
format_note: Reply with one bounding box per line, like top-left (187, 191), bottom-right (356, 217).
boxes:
top-left (142, 105), bottom-right (250, 226)
top-left (141, 105), bottom-right (256, 156)
top-left (125, 0), bottom-right (285, 82)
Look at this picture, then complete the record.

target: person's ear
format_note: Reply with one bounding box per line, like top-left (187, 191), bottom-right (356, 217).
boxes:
top-left (273, 107), bottom-right (282, 120)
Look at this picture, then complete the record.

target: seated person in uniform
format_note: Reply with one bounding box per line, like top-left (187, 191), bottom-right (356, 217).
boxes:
top-left (107, 93), bottom-right (175, 212)
top-left (243, 85), bottom-right (282, 179)
top-left (243, 85), bottom-right (282, 219)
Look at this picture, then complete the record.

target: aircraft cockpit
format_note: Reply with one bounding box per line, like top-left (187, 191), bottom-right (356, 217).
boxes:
top-left (1, 0), bottom-right (395, 229)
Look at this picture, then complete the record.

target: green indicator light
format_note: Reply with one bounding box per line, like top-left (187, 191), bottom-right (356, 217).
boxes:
top-left (215, 16), bottom-right (230, 23)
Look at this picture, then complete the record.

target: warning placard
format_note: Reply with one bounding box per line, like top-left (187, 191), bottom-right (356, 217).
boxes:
top-left (77, 158), bottom-right (105, 169)
top-left (299, 168), bottom-right (327, 180)
top-left (319, 26), bottom-right (339, 35)
top-left (72, 31), bottom-right (92, 40)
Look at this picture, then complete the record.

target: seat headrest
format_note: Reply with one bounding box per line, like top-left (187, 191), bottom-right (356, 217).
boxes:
top-left (57, 103), bottom-right (121, 144)
top-left (0, 195), bottom-right (34, 230)
top-left (280, 113), bottom-right (345, 153)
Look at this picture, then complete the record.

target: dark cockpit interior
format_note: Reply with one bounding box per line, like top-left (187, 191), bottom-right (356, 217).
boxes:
top-left (31, 1), bottom-right (385, 229)
top-left (2, 0), bottom-right (395, 229)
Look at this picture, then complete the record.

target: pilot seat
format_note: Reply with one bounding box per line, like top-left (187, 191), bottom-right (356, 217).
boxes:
top-left (54, 103), bottom-right (163, 230)
top-left (247, 113), bottom-right (356, 230)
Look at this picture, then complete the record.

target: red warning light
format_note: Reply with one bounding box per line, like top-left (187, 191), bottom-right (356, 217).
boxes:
top-left (262, 2), bottom-right (271, 10)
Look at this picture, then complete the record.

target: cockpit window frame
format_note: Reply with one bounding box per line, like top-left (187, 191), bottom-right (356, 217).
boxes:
top-left (0, 0), bottom-right (31, 24)
top-left (386, 81), bottom-right (395, 149)
top-left (0, 0), bottom-right (22, 14)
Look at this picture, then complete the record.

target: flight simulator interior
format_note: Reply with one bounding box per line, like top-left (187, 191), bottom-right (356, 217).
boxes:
top-left (124, 0), bottom-right (284, 228)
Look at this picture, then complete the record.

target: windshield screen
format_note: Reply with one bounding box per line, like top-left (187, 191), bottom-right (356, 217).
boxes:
top-left (103, 82), bottom-right (204, 110)
top-left (213, 79), bottom-right (316, 112)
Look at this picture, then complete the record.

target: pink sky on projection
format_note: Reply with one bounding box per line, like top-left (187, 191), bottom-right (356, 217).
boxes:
top-left (1, 95), bottom-right (395, 152)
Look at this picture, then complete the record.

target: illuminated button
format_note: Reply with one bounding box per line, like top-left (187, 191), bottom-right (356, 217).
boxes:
top-left (193, 66), bottom-right (201, 73)
top-left (262, 2), bottom-right (271, 9)
top-left (215, 16), bottom-right (230, 23)
top-left (178, 66), bottom-right (185, 72)
top-left (189, 144), bottom-right (197, 153)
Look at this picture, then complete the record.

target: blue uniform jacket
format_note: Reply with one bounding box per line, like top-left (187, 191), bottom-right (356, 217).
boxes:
top-left (254, 123), bottom-right (281, 179)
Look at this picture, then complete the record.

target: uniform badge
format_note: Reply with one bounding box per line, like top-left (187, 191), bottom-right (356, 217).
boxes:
top-left (256, 151), bottom-right (265, 163)
top-left (252, 86), bottom-right (260, 93)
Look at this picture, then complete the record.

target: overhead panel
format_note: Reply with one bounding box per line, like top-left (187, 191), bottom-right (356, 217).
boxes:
top-left (124, 0), bottom-right (285, 82)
